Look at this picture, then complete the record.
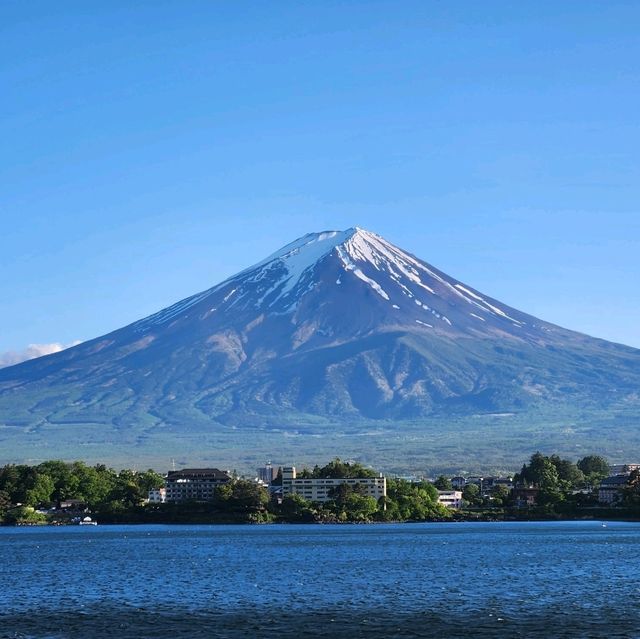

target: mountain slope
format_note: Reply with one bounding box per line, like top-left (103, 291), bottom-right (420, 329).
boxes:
top-left (1, 227), bottom-right (639, 472)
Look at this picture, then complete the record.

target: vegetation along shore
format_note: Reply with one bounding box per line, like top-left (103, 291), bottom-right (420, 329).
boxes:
top-left (2, 454), bottom-right (640, 526)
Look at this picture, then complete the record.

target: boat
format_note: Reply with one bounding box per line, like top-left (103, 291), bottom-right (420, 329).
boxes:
top-left (79, 516), bottom-right (97, 526)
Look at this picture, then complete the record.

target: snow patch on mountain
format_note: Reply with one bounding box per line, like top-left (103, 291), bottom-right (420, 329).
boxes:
top-left (132, 226), bottom-right (532, 334)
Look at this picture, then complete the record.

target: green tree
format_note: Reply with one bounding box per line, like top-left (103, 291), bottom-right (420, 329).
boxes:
top-left (515, 452), bottom-right (564, 509)
top-left (0, 465), bottom-right (38, 504)
top-left (549, 456), bottom-right (584, 490)
top-left (577, 455), bottom-right (610, 484)
top-left (216, 480), bottom-right (269, 512)
top-left (0, 490), bottom-right (11, 521)
top-left (37, 461), bottom-right (77, 504)
top-left (462, 483), bottom-right (481, 506)
top-left (433, 476), bottom-right (453, 490)
top-left (70, 463), bottom-right (117, 508)
top-left (343, 493), bottom-right (378, 521)
top-left (4, 505), bottom-right (47, 525)
top-left (384, 479), bottom-right (448, 521)
top-left (279, 494), bottom-right (316, 522)
top-left (110, 470), bottom-right (147, 508)
top-left (490, 484), bottom-right (510, 506)
top-left (25, 473), bottom-right (55, 507)
top-left (0, 465), bottom-right (21, 503)
top-left (313, 459), bottom-right (377, 479)
top-left (623, 469), bottom-right (640, 508)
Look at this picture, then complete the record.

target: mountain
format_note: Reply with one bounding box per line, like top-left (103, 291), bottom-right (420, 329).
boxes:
top-left (1, 227), bottom-right (639, 473)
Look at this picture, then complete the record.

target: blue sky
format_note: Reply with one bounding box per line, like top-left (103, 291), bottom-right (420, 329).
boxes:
top-left (1, 1), bottom-right (639, 360)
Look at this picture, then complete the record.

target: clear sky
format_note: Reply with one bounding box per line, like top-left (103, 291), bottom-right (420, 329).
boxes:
top-left (1, 1), bottom-right (639, 362)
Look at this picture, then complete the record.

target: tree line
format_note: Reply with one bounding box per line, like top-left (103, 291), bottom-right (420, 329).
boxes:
top-left (1, 454), bottom-right (637, 525)
top-left (0, 461), bottom-right (164, 524)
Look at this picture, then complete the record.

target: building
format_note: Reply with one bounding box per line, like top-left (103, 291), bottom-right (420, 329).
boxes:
top-left (165, 468), bottom-right (231, 502)
top-left (257, 463), bottom-right (278, 485)
top-left (281, 466), bottom-right (386, 503)
top-left (58, 499), bottom-right (87, 511)
top-left (512, 487), bottom-right (539, 508)
top-left (148, 487), bottom-right (166, 503)
top-left (438, 490), bottom-right (463, 509)
top-left (610, 464), bottom-right (640, 476)
top-left (598, 475), bottom-right (629, 505)
top-left (451, 476), bottom-right (466, 490)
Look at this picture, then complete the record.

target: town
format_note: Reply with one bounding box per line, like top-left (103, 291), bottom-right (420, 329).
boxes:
top-left (2, 452), bottom-right (640, 526)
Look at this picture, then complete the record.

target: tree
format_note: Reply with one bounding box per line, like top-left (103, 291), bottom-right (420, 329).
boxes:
top-left (577, 456), bottom-right (610, 484)
top-left (25, 473), bottom-right (55, 507)
top-left (279, 494), bottom-right (316, 522)
top-left (70, 463), bottom-right (117, 508)
top-left (462, 483), bottom-right (481, 506)
top-left (111, 470), bottom-right (147, 508)
top-left (0, 465), bottom-right (22, 503)
top-left (549, 456), bottom-right (584, 489)
top-left (312, 459), bottom-right (377, 479)
top-left (0, 465), bottom-right (38, 504)
top-left (342, 493), bottom-right (378, 522)
top-left (490, 484), bottom-right (510, 506)
top-left (384, 479), bottom-right (448, 521)
top-left (4, 505), bottom-right (47, 525)
top-left (433, 476), bottom-right (453, 490)
top-left (623, 469), bottom-right (640, 508)
top-left (515, 453), bottom-right (564, 509)
top-left (37, 461), bottom-right (77, 503)
top-left (0, 490), bottom-right (11, 520)
top-left (216, 480), bottom-right (269, 512)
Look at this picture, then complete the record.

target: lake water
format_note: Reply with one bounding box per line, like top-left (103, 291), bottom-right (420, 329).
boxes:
top-left (1, 521), bottom-right (639, 638)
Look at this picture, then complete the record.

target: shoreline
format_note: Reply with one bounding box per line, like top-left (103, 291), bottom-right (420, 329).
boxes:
top-left (5, 514), bottom-right (640, 527)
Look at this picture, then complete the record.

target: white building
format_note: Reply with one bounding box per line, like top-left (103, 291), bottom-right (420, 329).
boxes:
top-left (281, 466), bottom-right (386, 503)
top-left (437, 490), bottom-right (463, 509)
top-left (148, 487), bottom-right (166, 503)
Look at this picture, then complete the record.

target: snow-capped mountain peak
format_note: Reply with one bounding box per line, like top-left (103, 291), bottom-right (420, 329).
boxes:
top-left (132, 227), bottom-right (535, 338)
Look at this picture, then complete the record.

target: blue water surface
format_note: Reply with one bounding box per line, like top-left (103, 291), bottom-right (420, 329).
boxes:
top-left (1, 521), bottom-right (639, 638)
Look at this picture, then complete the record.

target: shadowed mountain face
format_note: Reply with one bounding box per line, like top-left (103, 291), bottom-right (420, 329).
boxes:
top-left (1, 228), bottom-right (639, 471)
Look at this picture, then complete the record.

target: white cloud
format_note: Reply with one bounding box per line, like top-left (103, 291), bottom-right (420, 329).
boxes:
top-left (0, 341), bottom-right (82, 369)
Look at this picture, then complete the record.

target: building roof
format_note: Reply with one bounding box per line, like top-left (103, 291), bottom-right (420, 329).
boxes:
top-left (167, 468), bottom-right (231, 480)
top-left (600, 475), bottom-right (629, 487)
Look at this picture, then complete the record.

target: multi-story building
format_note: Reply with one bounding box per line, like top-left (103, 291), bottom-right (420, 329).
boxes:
top-left (281, 466), bottom-right (386, 503)
top-left (437, 490), bottom-right (463, 509)
top-left (257, 463), bottom-right (278, 485)
top-left (598, 475), bottom-right (629, 505)
top-left (165, 468), bottom-right (231, 502)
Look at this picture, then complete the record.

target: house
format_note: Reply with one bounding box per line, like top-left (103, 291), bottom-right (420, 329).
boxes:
top-left (58, 499), bottom-right (87, 511)
top-left (512, 487), bottom-right (539, 508)
top-left (451, 476), bottom-right (466, 490)
top-left (165, 468), bottom-right (231, 502)
top-left (437, 490), bottom-right (463, 509)
top-left (598, 475), bottom-right (629, 505)
top-left (493, 477), bottom-right (514, 489)
top-left (280, 466), bottom-right (386, 503)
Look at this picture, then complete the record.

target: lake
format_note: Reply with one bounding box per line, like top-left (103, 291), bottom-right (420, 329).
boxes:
top-left (1, 521), bottom-right (639, 638)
